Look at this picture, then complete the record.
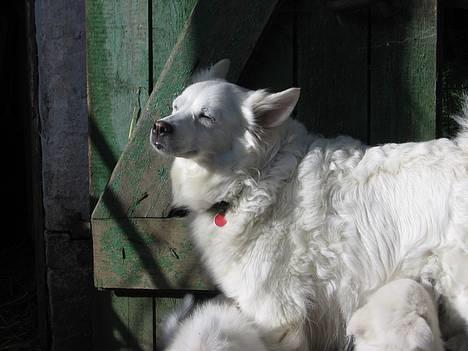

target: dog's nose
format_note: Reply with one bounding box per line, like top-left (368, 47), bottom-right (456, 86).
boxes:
top-left (152, 120), bottom-right (173, 137)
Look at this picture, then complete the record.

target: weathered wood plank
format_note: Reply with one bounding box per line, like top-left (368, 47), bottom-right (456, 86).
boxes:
top-left (93, 292), bottom-right (154, 351)
top-left (296, 1), bottom-right (369, 141)
top-left (92, 0), bottom-right (279, 220)
top-left (93, 217), bottom-right (212, 289)
top-left (128, 297), bottom-right (154, 350)
top-left (86, 0), bottom-right (150, 205)
top-left (369, 1), bottom-right (438, 144)
top-left (107, 294), bottom-right (131, 349)
top-left (86, 1), bottom-right (155, 349)
top-left (152, 0), bottom-right (197, 85)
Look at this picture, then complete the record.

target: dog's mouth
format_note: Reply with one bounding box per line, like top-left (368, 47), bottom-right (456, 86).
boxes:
top-left (152, 140), bottom-right (165, 152)
top-left (150, 133), bottom-right (167, 153)
top-left (150, 133), bottom-right (198, 158)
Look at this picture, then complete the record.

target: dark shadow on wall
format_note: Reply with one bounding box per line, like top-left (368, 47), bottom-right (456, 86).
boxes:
top-left (437, 3), bottom-right (468, 138)
top-left (0, 0), bottom-right (44, 350)
top-left (368, 0), bottom-right (468, 144)
top-left (368, 0), bottom-right (438, 144)
top-left (93, 291), bottom-right (145, 351)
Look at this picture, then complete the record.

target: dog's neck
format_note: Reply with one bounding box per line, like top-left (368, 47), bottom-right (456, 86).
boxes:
top-left (170, 157), bottom-right (245, 212)
top-left (170, 120), bottom-right (310, 213)
top-left (207, 200), bottom-right (230, 214)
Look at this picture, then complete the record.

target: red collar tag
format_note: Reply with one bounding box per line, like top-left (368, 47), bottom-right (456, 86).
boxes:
top-left (214, 212), bottom-right (227, 227)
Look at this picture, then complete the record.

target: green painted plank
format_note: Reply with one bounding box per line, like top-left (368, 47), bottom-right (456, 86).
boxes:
top-left (92, 0), bottom-right (279, 221)
top-left (86, 0), bottom-right (150, 205)
top-left (128, 297), bottom-right (154, 350)
top-left (93, 292), bottom-right (154, 351)
top-left (152, 0), bottom-right (197, 85)
top-left (107, 294), bottom-right (130, 350)
top-left (369, 1), bottom-right (438, 144)
top-left (93, 217), bottom-right (212, 289)
top-left (86, 2), bottom-right (155, 349)
top-left (296, 1), bottom-right (369, 141)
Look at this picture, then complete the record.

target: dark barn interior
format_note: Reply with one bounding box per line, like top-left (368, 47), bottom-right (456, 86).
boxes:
top-left (0, 1), bottom-right (44, 350)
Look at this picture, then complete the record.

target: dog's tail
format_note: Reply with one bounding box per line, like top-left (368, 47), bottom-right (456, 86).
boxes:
top-left (454, 95), bottom-right (468, 151)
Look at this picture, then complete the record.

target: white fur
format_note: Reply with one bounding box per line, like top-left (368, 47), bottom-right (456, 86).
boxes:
top-left (436, 247), bottom-right (468, 350)
top-left (161, 294), bottom-right (196, 345)
top-left (163, 296), bottom-right (268, 351)
top-left (151, 60), bottom-right (468, 350)
top-left (347, 279), bottom-right (444, 351)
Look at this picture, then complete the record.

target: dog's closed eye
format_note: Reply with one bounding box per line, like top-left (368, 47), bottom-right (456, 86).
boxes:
top-left (197, 108), bottom-right (215, 122)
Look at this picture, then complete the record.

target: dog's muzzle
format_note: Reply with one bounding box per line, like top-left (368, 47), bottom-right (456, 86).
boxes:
top-left (151, 120), bottom-right (173, 151)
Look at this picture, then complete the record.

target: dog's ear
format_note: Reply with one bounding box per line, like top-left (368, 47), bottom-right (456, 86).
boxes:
top-left (192, 59), bottom-right (231, 83)
top-left (245, 88), bottom-right (300, 128)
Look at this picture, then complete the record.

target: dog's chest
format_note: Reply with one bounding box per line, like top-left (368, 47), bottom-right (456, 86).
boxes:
top-left (189, 210), bottom-right (302, 317)
top-left (187, 214), bottom-right (309, 315)
top-left (190, 209), bottom-right (275, 278)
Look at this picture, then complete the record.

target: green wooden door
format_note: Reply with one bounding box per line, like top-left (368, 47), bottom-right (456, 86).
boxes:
top-left (87, 0), bottom-right (468, 349)
top-left (91, 0), bottom-right (439, 290)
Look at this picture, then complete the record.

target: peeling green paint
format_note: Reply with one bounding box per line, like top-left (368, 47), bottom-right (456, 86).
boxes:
top-left (100, 224), bottom-right (144, 287)
top-left (94, 218), bottom-right (211, 289)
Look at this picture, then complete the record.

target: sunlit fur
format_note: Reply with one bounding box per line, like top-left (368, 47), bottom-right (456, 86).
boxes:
top-left (153, 60), bottom-right (468, 350)
top-left (348, 279), bottom-right (444, 351)
top-left (163, 296), bottom-right (268, 351)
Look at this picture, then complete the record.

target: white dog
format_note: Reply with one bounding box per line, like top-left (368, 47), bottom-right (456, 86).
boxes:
top-left (347, 278), bottom-right (444, 351)
top-left (150, 59), bottom-right (468, 350)
top-left (162, 295), bottom-right (268, 351)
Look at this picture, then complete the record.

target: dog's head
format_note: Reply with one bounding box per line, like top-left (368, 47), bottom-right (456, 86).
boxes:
top-left (150, 59), bottom-right (300, 171)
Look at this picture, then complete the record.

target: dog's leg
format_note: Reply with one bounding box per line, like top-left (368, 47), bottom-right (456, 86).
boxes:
top-left (439, 247), bottom-right (468, 349)
top-left (348, 279), bottom-right (444, 351)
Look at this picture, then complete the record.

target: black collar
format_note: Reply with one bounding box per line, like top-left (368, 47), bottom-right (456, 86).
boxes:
top-left (168, 201), bottom-right (230, 218)
top-left (209, 201), bottom-right (230, 214)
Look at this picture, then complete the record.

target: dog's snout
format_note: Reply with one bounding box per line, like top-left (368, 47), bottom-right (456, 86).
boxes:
top-left (153, 120), bottom-right (173, 137)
